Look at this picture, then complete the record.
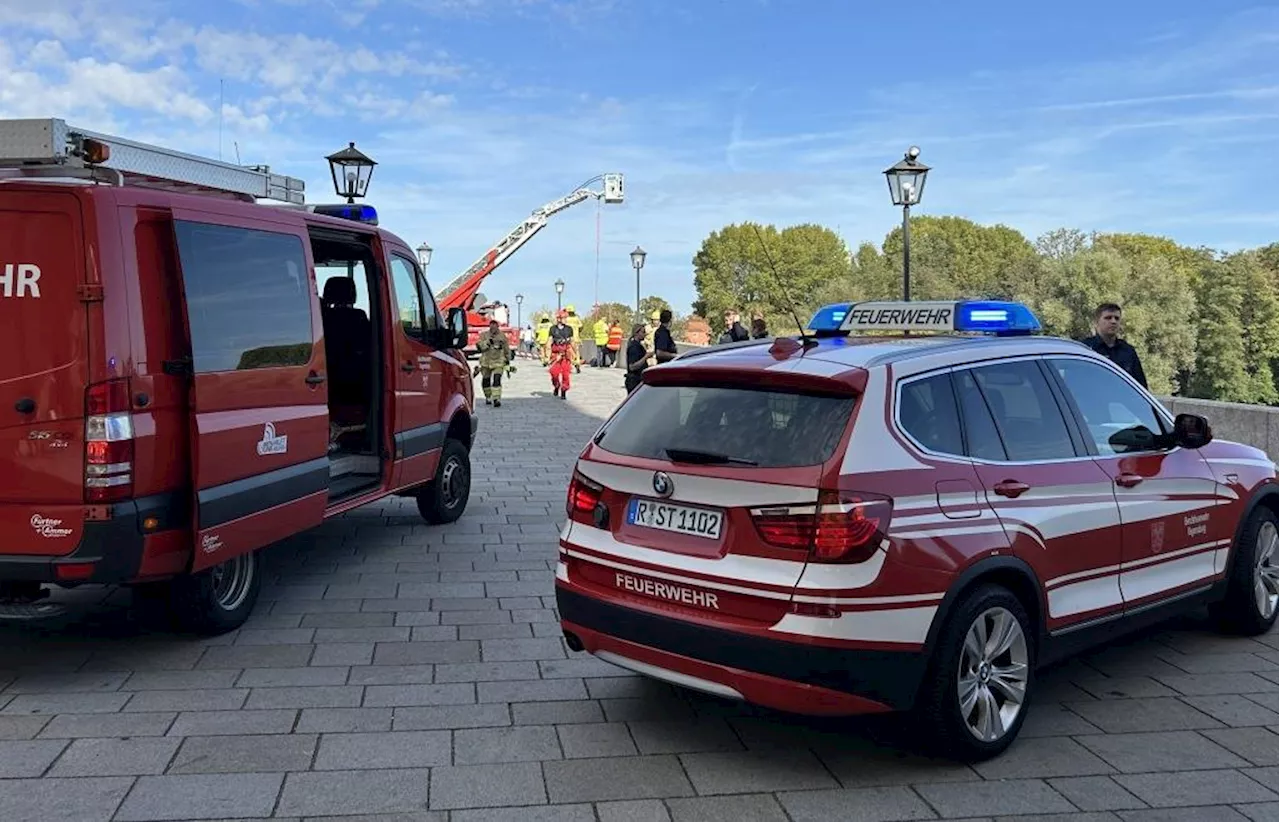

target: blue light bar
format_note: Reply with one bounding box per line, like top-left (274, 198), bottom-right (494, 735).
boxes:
top-left (807, 302), bottom-right (853, 334)
top-left (805, 299), bottom-right (1041, 336)
top-left (311, 204), bottom-right (379, 225)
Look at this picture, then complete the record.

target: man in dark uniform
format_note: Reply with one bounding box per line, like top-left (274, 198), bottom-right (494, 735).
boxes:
top-left (624, 323), bottom-right (652, 393)
top-left (653, 309), bottom-right (679, 364)
top-left (1082, 302), bottom-right (1148, 388)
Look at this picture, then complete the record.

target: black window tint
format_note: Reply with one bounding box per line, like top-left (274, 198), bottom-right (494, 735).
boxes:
top-left (970, 360), bottom-right (1076, 461)
top-left (955, 370), bottom-right (1008, 461)
top-left (175, 222), bottom-right (313, 373)
top-left (596, 385), bottom-right (854, 468)
top-left (1051, 358), bottom-right (1168, 455)
top-left (899, 373), bottom-right (964, 456)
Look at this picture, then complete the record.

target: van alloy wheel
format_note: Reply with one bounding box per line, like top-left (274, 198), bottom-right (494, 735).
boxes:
top-left (957, 606), bottom-right (1029, 743)
top-left (1254, 520), bottom-right (1278, 620)
top-left (210, 553), bottom-right (255, 612)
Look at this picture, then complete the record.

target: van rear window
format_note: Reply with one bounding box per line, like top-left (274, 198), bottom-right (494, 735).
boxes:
top-left (174, 222), bottom-right (314, 373)
top-left (596, 385), bottom-right (855, 468)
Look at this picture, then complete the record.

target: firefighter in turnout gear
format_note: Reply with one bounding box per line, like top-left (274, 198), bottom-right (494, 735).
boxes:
top-left (535, 316), bottom-right (552, 365)
top-left (476, 319), bottom-right (514, 407)
top-left (549, 310), bottom-right (575, 398)
top-left (564, 305), bottom-right (584, 373)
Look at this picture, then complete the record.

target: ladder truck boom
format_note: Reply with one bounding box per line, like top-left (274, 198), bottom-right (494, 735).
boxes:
top-left (436, 173), bottom-right (624, 312)
top-left (0, 118), bottom-right (305, 203)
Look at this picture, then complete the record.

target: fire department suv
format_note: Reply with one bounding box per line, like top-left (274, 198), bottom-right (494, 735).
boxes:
top-left (556, 299), bottom-right (1278, 760)
top-left (1, 119), bottom-right (475, 633)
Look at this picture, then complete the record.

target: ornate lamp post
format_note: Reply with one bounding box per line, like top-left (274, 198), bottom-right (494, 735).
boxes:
top-left (514, 293), bottom-right (524, 328)
top-left (630, 245), bottom-right (647, 324)
top-left (883, 146), bottom-right (930, 301)
top-left (326, 142), bottom-right (377, 204)
top-left (554, 278), bottom-right (565, 312)
top-left (416, 242), bottom-right (432, 272)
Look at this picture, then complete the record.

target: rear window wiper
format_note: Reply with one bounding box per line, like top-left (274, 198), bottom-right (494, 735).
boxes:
top-left (664, 447), bottom-right (758, 466)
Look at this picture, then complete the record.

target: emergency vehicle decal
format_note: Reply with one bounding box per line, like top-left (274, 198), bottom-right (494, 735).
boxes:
top-left (255, 422), bottom-right (288, 456)
top-left (0, 262), bottom-right (42, 298)
top-left (30, 514), bottom-right (73, 538)
top-left (769, 606), bottom-right (937, 645)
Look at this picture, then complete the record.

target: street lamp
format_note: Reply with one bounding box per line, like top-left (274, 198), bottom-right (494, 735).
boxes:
top-left (515, 293), bottom-right (524, 328)
top-left (883, 146), bottom-right (930, 302)
top-left (416, 243), bottom-right (432, 271)
top-left (630, 245), bottom-right (647, 323)
top-left (554, 278), bottom-right (565, 312)
top-left (326, 142), bottom-right (377, 204)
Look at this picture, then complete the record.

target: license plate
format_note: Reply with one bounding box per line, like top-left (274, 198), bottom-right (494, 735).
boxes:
top-left (626, 498), bottom-right (723, 540)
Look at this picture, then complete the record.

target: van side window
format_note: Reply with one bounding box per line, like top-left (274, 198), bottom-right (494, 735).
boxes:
top-left (968, 360), bottom-right (1077, 461)
top-left (174, 222), bottom-right (314, 373)
top-left (411, 264), bottom-right (442, 333)
top-left (954, 370), bottom-right (1008, 461)
top-left (389, 256), bottom-right (425, 340)
top-left (898, 373), bottom-right (964, 456)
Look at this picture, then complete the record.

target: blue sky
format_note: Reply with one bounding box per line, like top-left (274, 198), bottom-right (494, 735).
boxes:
top-left (1, 0), bottom-right (1276, 316)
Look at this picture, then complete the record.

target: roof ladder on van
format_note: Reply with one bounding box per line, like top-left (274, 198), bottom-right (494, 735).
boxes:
top-left (0, 118), bottom-right (306, 204)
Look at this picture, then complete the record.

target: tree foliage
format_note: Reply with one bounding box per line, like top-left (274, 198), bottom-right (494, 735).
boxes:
top-left (689, 217), bottom-right (1278, 404)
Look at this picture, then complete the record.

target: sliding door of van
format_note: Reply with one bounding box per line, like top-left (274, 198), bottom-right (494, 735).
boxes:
top-left (169, 212), bottom-right (329, 572)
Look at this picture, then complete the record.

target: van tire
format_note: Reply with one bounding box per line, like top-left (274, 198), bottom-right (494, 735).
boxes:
top-left (167, 550), bottom-right (262, 636)
top-left (1210, 505), bottom-right (1279, 636)
top-left (913, 584), bottom-right (1035, 762)
top-left (417, 438), bottom-right (471, 525)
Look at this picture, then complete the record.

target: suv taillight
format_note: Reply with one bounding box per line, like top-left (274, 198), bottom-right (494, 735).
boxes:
top-left (566, 471), bottom-right (604, 524)
top-left (752, 491), bottom-right (890, 563)
top-left (84, 378), bottom-right (134, 504)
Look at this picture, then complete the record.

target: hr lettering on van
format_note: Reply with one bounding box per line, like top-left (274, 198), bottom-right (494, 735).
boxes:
top-left (255, 422), bottom-right (288, 456)
top-left (0, 263), bottom-right (41, 298)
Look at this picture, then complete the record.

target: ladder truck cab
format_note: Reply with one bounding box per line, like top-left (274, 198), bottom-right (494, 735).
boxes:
top-left (0, 118), bottom-right (477, 634)
top-left (434, 173), bottom-right (624, 357)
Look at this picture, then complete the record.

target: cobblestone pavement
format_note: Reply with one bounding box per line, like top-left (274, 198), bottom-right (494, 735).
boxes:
top-left (1, 362), bottom-right (1277, 822)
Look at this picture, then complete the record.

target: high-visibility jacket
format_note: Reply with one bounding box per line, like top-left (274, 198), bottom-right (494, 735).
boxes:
top-left (535, 320), bottom-right (551, 344)
top-left (606, 324), bottom-right (624, 350)
top-left (565, 314), bottom-right (582, 342)
top-left (593, 321), bottom-right (608, 345)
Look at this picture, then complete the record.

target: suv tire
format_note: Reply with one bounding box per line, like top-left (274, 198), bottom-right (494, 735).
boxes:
top-left (167, 550), bottom-right (262, 636)
top-left (417, 438), bottom-right (471, 525)
top-left (1210, 505), bottom-right (1279, 636)
top-left (914, 584), bottom-right (1035, 762)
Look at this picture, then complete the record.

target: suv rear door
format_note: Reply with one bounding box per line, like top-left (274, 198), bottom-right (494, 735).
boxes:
top-left (0, 189), bottom-right (92, 556)
top-left (169, 211), bottom-right (329, 572)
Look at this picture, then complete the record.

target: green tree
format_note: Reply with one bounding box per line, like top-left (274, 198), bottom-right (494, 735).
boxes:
top-left (880, 216), bottom-right (1037, 300)
top-left (1189, 253), bottom-right (1251, 402)
top-left (639, 295), bottom-right (672, 318)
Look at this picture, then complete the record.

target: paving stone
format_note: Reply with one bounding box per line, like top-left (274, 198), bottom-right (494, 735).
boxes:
top-left (0, 715), bottom-right (50, 740)
top-left (596, 800), bottom-right (672, 822)
top-left (126, 688), bottom-right (249, 712)
top-left (433, 662), bottom-right (539, 683)
top-left (310, 643), bottom-right (375, 666)
top-left (1199, 727), bottom-right (1280, 766)
top-left (236, 667), bottom-right (350, 688)
top-left (666, 794), bottom-right (792, 821)
top-left (513, 700), bottom-right (605, 726)
top-left (1155, 673), bottom-right (1275, 696)
top-left (0, 671), bottom-right (129, 694)
top-left (1180, 694), bottom-right (1280, 727)
top-left (679, 749), bottom-right (840, 795)
top-left (299, 611), bottom-right (395, 628)
top-left (479, 678), bottom-right (588, 703)
top-left (314, 730), bottom-right (451, 769)
top-left (1, 692), bottom-right (130, 714)
top-left (815, 741), bottom-right (979, 788)
top-left (480, 638), bottom-right (566, 662)
top-left (451, 806), bottom-right (595, 822)
top-left (244, 685), bottom-right (364, 709)
top-left (627, 718), bottom-right (744, 755)
top-left (122, 670), bottom-right (241, 691)
top-left (1071, 675), bottom-right (1180, 699)
top-left (1046, 776), bottom-right (1149, 812)
top-left (391, 703), bottom-right (511, 730)
top-left (363, 683), bottom-right (474, 707)
top-left (974, 736), bottom-right (1115, 779)
top-left (198, 644), bottom-right (315, 669)
top-left (1114, 768), bottom-right (1277, 808)
top-left (409, 626), bottom-right (461, 642)
top-left (115, 773), bottom-right (284, 821)
top-left (914, 779), bottom-right (1075, 817)
top-left (544, 755), bottom-right (694, 802)
top-left (373, 641), bottom-right (480, 665)
top-left (296, 707), bottom-right (393, 733)
top-left (454, 725), bottom-right (562, 763)
top-left (0, 738), bottom-right (68, 777)
top-left (429, 761), bottom-right (547, 809)
top-left (47, 737), bottom-right (178, 777)
top-left (600, 697), bottom-right (695, 723)
top-left (0, 776), bottom-right (133, 822)
top-left (169, 733), bottom-right (318, 774)
top-left (557, 722), bottom-right (637, 758)
top-left (777, 787), bottom-right (937, 822)
top-left (168, 709), bottom-right (297, 737)
top-left (277, 769), bottom-right (432, 817)
top-left (38, 711), bottom-right (175, 738)
top-left (1240, 765), bottom-right (1279, 792)
top-left (1065, 697), bottom-right (1227, 733)
top-left (235, 627), bottom-right (316, 645)
top-left (1157, 650), bottom-right (1278, 674)
top-left (1237, 801), bottom-right (1280, 822)
top-left (1076, 730), bottom-right (1251, 772)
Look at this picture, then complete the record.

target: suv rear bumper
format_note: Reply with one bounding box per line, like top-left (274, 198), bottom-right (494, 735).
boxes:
top-left (0, 494), bottom-right (179, 585)
top-left (556, 585), bottom-right (928, 714)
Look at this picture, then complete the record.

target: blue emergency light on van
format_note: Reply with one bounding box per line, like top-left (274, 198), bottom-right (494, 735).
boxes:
top-left (807, 300), bottom-right (1041, 336)
top-left (310, 204), bottom-right (379, 225)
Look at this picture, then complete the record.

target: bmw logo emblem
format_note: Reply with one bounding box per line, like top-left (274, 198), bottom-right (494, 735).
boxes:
top-left (653, 471), bottom-right (673, 498)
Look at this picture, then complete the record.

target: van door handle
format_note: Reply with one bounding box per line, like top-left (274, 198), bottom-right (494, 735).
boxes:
top-left (1115, 473), bottom-right (1144, 488)
top-left (993, 480), bottom-right (1030, 498)
top-left (304, 372), bottom-right (326, 385)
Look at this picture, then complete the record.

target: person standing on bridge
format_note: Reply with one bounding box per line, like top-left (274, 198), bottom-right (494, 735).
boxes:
top-left (654, 309), bottom-right (679, 364)
top-left (1081, 302), bottom-right (1148, 388)
top-left (592, 317), bottom-right (609, 366)
top-left (565, 305), bottom-right (584, 374)
top-left (549, 310), bottom-right (575, 399)
top-left (625, 323), bottom-right (653, 393)
top-left (476, 319), bottom-right (513, 407)
top-left (535, 316), bottom-right (552, 365)
top-left (605, 320), bottom-right (624, 368)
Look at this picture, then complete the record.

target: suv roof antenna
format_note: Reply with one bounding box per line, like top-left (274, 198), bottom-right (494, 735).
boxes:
top-left (750, 223), bottom-right (814, 346)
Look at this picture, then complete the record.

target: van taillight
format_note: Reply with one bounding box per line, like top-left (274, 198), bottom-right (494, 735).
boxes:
top-left (566, 472), bottom-right (604, 522)
top-left (752, 491), bottom-right (890, 563)
top-left (84, 378), bottom-right (134, 504)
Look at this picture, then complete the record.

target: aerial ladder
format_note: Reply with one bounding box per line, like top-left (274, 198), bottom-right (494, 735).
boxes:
top-left (434, 173), bottom-right (624, 352)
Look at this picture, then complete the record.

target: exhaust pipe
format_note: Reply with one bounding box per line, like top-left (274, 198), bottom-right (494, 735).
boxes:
top-left (563, 631), bottom-right (584, 652)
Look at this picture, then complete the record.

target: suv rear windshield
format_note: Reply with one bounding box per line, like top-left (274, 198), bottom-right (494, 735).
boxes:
top-left (596, 385), bottom-right (855, 468)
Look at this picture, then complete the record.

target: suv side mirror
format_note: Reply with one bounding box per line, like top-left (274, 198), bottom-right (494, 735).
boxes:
top-left (1108, 425), bottom-right (1160, 453)
top-left (445, 307), bottom-right (468, 350)
top-left (1172, 413), bottom-right (1213, 449)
